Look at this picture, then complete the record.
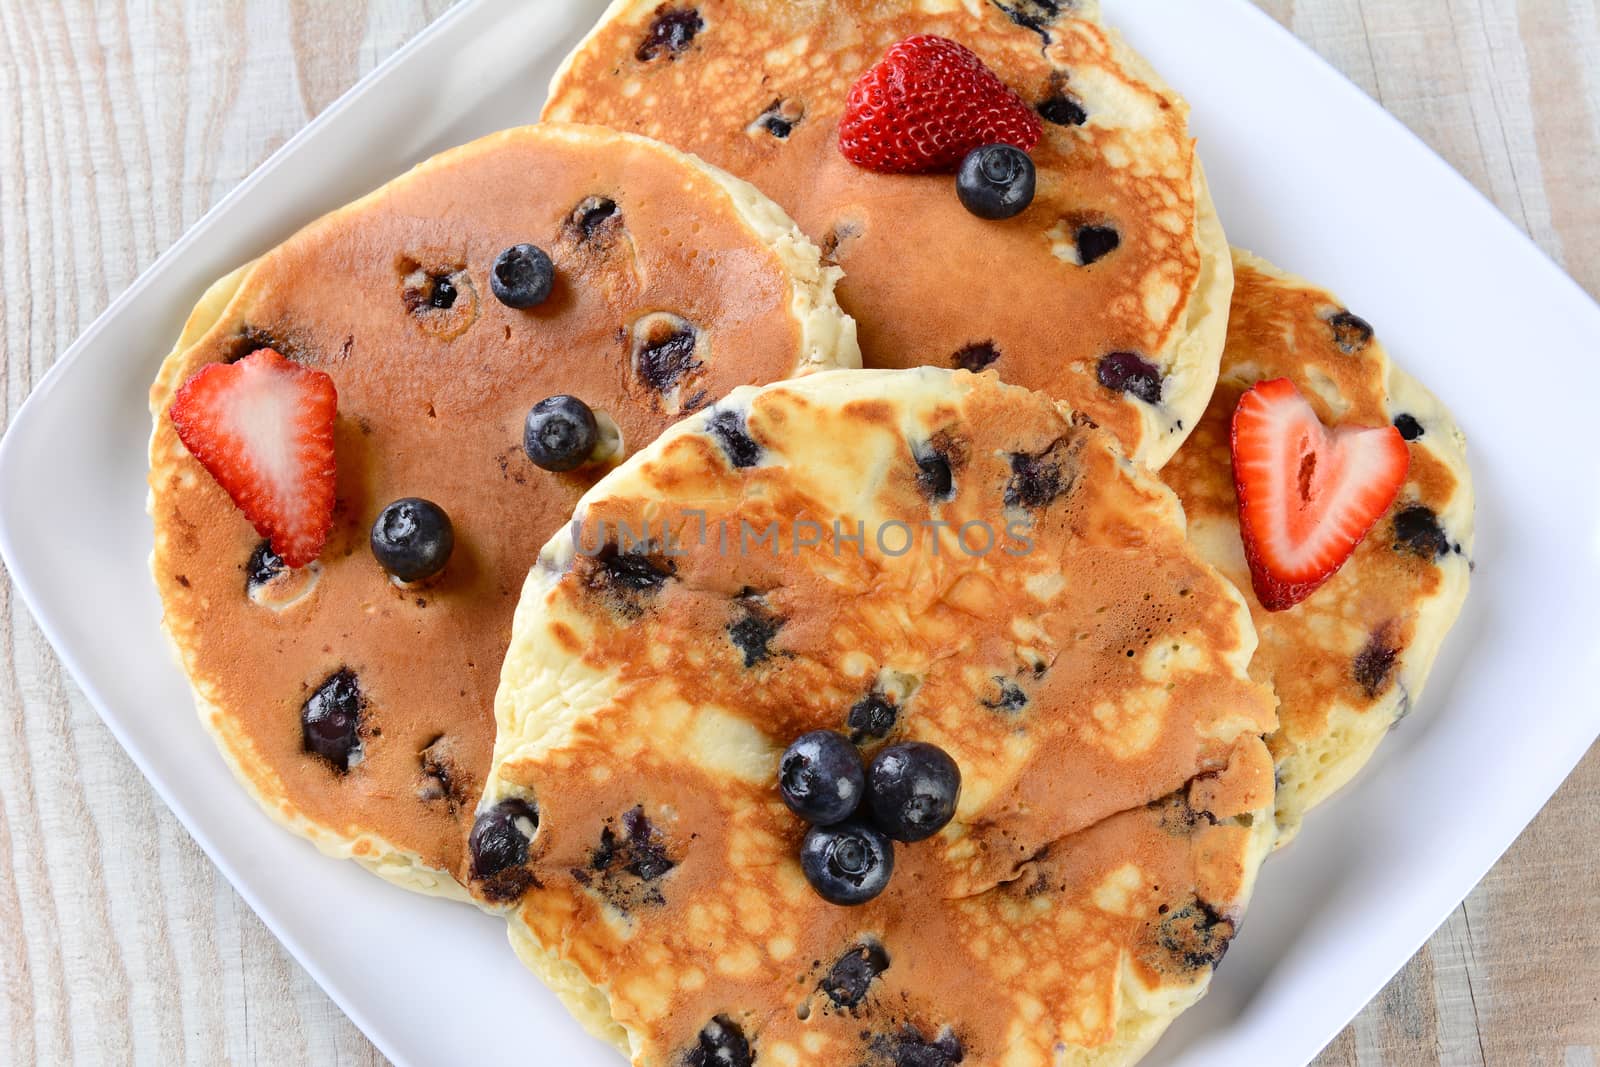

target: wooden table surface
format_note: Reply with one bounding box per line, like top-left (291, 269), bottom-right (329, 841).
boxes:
top-left (1, 2), bottom-right (1596, 1064)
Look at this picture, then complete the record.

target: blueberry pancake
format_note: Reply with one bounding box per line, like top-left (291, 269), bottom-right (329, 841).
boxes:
top-left (545, 0), bottom-right (1232, 468)
top-left (147, 123), bottom-right (859, 899)
top-left (476, 368), bottom-right (1277, 1064)
top-left (1161, 251), bottom-right (1473, 843)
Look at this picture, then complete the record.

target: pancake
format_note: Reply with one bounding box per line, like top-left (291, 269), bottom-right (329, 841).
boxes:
top-left (1161, 251), bottom-right (1474, 843)
top-left (147, 122), bottom-right (859, 899)
top-left (545, 0), bottom-right (1232, 469)
top-left (475, 368), bottom-right (1277, 1064)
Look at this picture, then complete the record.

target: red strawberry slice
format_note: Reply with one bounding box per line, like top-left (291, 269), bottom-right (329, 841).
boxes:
top-left (1230, 378), bottom-right (1409, 611)
top-left (169, 348), bottom-right (338, 568)
top-left (839, 34), bottom-right (1042, 174)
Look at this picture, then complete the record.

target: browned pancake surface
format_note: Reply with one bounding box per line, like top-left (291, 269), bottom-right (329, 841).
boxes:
top-left (149, 123), bottom-right (851, 891)
top-left (483, 368), bottom-right (1277, 1064)
top-left (546, 0), bottom-right (1232, 467)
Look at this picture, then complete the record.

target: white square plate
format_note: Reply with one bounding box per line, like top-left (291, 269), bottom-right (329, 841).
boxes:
top-left (3, 1), bottom-right (1598, 1064)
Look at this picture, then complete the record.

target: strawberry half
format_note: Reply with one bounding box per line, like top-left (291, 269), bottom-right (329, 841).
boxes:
top-left (169, 348), bottom-right (338, 568)
top-left (1230, 378), bottom-right (1409, 611)
top-left (838, 34), bottom-right (1042, 173)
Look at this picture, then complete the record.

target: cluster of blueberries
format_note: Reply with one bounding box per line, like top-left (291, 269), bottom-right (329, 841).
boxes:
top-left (365, 241), bottom-right (610, 585)
top-left (780, 730), bottom-right (961, 906)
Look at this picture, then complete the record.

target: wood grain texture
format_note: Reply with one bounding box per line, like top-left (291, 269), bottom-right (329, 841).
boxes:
top-left (0, 1), bottom-right (1594, 1064)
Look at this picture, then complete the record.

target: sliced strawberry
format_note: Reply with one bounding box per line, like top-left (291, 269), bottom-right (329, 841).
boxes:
top-left (169, 348), bottom-right (337, 568)
top-left (838, 34), bottom-right (1042, 174)
top-left (1230, 378), bottom-right (1409, 611)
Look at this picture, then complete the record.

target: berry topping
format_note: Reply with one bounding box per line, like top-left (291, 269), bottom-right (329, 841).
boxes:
top-left (780, 730), bottom-right (865, 826)
top-left (800, 819), bottom-right (894, 906)
top-left (686, 1016), bottom-right (752, 1067)
top-left (913, 443), bottom-right (955, 502)
top-left (246, 540), bottom-right (286, 594)
top-left (1075, 224), bottom-right (1120, 265)
top-left (370, 498), bottom-right (454, 583)
top-left (820, 940), bottom-right (891, 1008)
top-left (1097, 351), bottom-right (1163, 404)
top-left (426, 273), bottom-right (458, 310)
top-left (1393, 413), bottom-right (1425, 441)
top-left (169, 348), bottom-right (337, 568)
top-left (707, 408), bottom-right (762, 468)
top-left (951, 341), bottom-right (1000, 372)
top-left (1231, 378), bottom-right (1411, 611)
top-left (1393, 504), bottom-right (1452, 559)
top-left (1328, 310), bottom-right (1375, 353)
top-left (839, 35), bottom-right (1041, 174)
top-left (1353, 627), bottom-right (1400, 698)
top-left (524, 395), bottom-right (599, 472)
top-left (490, 244), bottom-right (555, 309)
top-left (870, 1026), bottom-right (965, 1067)
top-left (302, 669), bottom-right (363, 772)
top-left (469, 798), bottom-right (540, 880)
top-left (956, 144), bottom-right (1036, 220)
top-left (1038, 91), bottom-right (1087, 126)
top-left (1004, 440), bottom-right (1070, 510)
top-left (566, 195), bottom-right (620, 243)
top-left (866, 742), bottom-right (961, 842)
top-left (728, 597), bottom-right (783, 667)
top-left (633, 314), bottom-right (702, 394)
top-left (636, 4), bottom-right (703, 61)
top-left (750, 98), bottom-right (804, 139)
top-left (847, 693), bottom-right (898, 743)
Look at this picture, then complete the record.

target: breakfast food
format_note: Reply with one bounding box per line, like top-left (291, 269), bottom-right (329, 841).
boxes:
top-left (1161, 251), bottom-right (1474, 840)
top-left (147, 122), bottom-right (859, 898)
top-left (475, 368), bottom-right (1278, 1065)
top-left (545, 0), bottom-right (1233, 468)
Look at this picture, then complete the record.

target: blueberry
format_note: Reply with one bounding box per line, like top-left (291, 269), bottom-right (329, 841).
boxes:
top-left (867, 742), bottom-right (960, 843)
top-left (246, 540), bottom-right (285, 593)
top-left (634, 319), bottom-right (701, 393)
top-left (469, 798), bottom-right (539, 880)
top-left (1393, 413), bottom-right (1424, 441)
top-left (636, 5), bottom-right (703, 61)
top-left (1004, 443), bottom-right (1068, 509)
top-left (686, 1016), bottom-right (752, 1067)
top-left (1393, 504), bottom-right (1451, 559)
top-left (370, 498), bottom-right (454, 582)
top-left (957, 144), bottom-right (1036, 221)
top-left (567, 196), bottom-right (620, 241)
top-left (490, 244), bottom-right (554, 309)
top-left (524, 395), bottom-right (599, 472)
top-left (800, 819), bottom-right (894, 906)
top-left (707, 408), bottom-right (762, 468)
top-left (1097, 351), bottom-right (1163, 404)
top-left (951, 341), bottom-right (1000, 372)
top-left (780, 730), bottom-right (865, 826)
top-left (1076, 224), bottom-right (1120, 266)
top-left (820, 939), bottom-right (890, 1008)
top-left (847, 693), bottom-right (898, 743)
top-left (427, 273), bottom-right (458, 310)
top-left (1155, 898), bottom-right (1235, 972)
top-left (1329, 310), bottom-right (1374, 353)
top-left (728, 599), bottom-right (783, 667)
top-left (1039, 92), bottom-right (1087, 126)
top-left (1353, 628), bottom-right (1400, 698)
top-left (302, 669), bottom-right (363, 771)
top-left (914, 446), bottom-right (954, 502)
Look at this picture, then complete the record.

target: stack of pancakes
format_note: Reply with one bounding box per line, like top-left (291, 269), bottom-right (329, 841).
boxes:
top-left (146, 3), bottom-right (1474, 1064)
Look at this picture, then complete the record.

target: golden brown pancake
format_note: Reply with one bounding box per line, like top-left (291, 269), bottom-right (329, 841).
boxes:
top-left (147, 123), bottom-right (858, 898)
top-left (478, 368), bottom-right (1277, 1064)
top-left (545, 0), bottom-right (1232, 468)
top-left (1161, 251), bottom-right (1473, 842)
